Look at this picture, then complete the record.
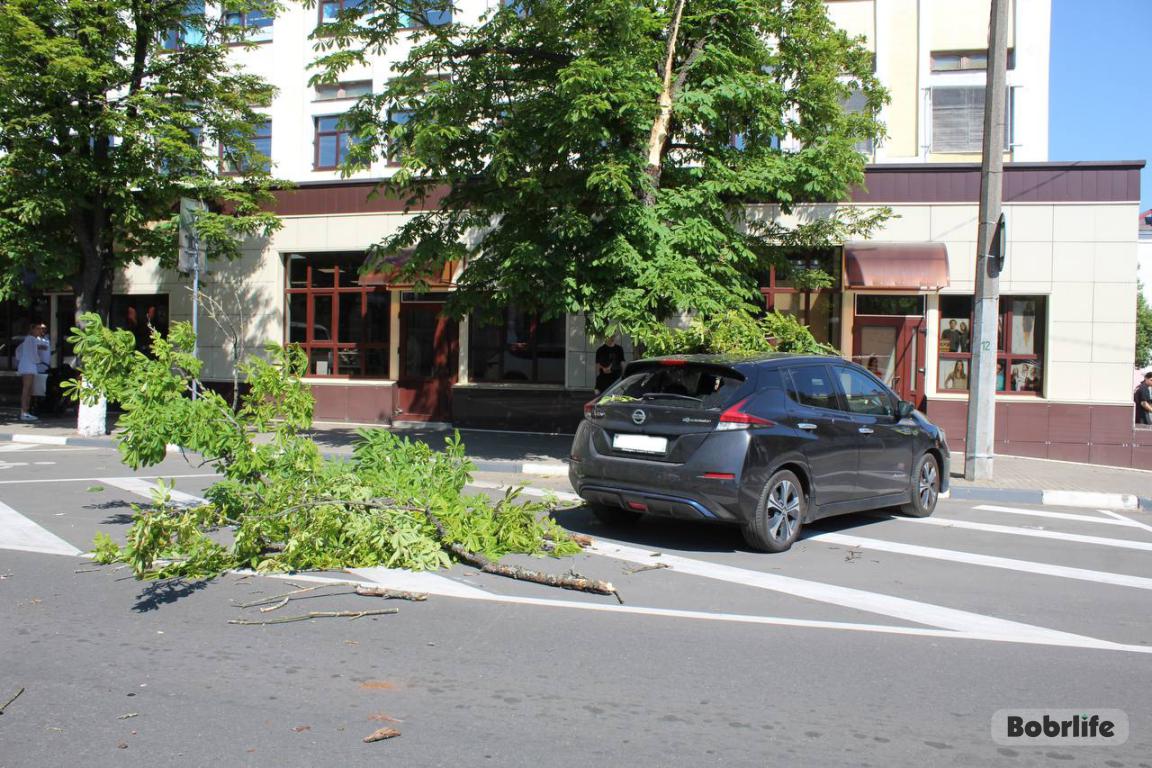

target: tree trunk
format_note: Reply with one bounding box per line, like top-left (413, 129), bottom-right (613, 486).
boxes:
top-left (642, 0), bottom-right (688, 206)
top-left (73, 206), bottom-right (114, 437)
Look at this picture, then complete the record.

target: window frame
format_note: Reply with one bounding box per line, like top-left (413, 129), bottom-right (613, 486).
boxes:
top-left (285, 253), bottom-right (392, 379)
top-left (783, 364), bottom-right (845, 414)
top-left (314, 80), bottom-right (373, 102)
top-left (467, 307), bottom-right (565, 385)
top-left (220, 119), bottom-right (272, 174)
top-left (937, 295), bottom-right (1046, 396)
top-left (313, 114), bottom-right (356, 170)
top-left (398, 2), bottom-right (453, 30)
top-left (929, 85), bottom-right (1014, 154)
top-left (318, 0), bottom-right (365, 25)
top-left (930, 49), bottom-right (1016, 72)
top-left (223, 8), bottom-right (273, 43)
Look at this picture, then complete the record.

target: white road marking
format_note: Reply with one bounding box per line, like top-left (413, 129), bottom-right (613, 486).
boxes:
top-left (0, 462), bottom-right (29, 470)
top-left (100, 477), bottom-right (207, 508)
top-left (971, 504), bottom-right (1144, 528)
top-left (0, 443), bottom-right (87, 453)
top-left (0, 500), bottom-right (82, 556)
top-left (1098, 509), bottom-right (1152, 536)
top-left (270, 571), bottom-right (1152, 655)
top-left (522, 462), bottom-right (569, 477)
top-left (586, 541), bottom-right (1112, 645)
top-left (898, 516), bottom-right (1152, 551)
top-left (0, 473), bottom-right (219, 486)
top-left (1041, 489), bottom-right (1138, 511)
top-left (11, 434), bottom-right (69, 446)
top-left (808, 531), bottom-right (1152, 590)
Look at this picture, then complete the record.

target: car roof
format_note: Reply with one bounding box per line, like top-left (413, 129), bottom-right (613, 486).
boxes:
top-left (628, 353), bottom-right (846, 373)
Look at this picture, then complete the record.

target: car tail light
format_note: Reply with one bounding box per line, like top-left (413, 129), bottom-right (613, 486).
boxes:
top-left (716, 397), bottom-right (775, 431)
top-left (659, 358), bottom-right (687, 366)
top-left (701, 472), bottom-right (736, 480)
top-left (584, 400), bottom-right (604, 418)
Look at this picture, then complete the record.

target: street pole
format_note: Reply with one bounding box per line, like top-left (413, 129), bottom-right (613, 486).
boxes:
top-left (963, 0), bottom-right (1010, 481)
top-left (191, 245), bottom-right (199, 400)
top-left (179, 197), bottom-right (204, 400)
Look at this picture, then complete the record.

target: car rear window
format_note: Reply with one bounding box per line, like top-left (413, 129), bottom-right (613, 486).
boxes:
top-left (600, 364), bottom-right (746, 409)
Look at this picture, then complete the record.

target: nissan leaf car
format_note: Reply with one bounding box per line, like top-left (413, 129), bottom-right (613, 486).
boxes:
top-left (569, 354), bottom-right (949, 552)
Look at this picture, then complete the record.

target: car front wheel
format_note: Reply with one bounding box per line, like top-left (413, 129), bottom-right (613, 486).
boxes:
top-left (899, 452), bottom-right (940, 518)
top-left (742, 469), bottom-right (805, 553)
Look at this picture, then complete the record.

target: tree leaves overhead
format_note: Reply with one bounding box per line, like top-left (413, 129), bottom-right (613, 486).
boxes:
top-left (314, 0), bottom-right (887, 338)
top-left (0, 0), bottom-right (284, 317)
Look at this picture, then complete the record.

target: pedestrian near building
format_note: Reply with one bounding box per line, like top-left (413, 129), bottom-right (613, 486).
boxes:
top-left (1135, 371), bottom-right (1152, 426)
top-left (17, 321), bottom-right (51, 422)
top-left (594, 336), bottom-right (626, 394)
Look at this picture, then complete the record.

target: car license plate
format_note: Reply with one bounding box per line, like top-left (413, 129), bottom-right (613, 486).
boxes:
top-left (612, 433), bottom-right (668, 454)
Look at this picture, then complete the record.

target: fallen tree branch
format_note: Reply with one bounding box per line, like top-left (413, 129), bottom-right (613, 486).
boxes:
top-left (624, 563), bottom-right (670, 575)
top-left (0, 687), bottom-right (24, 715)
top-left (353, 585), bottom-right (428, 601)
top-left (228, 609), bottom-right (398, 626)
top-left (422, 508), bottom-right (621, 603)
top-left (236, 584), bottom-right (335, 609)
top-left (363, 727), bottom-right (401, 743)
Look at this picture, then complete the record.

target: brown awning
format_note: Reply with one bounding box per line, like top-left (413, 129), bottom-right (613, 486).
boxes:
top-left (358, 251), bottom-right (458, 288)
top-left (842, 242), bottom-right (950, 290)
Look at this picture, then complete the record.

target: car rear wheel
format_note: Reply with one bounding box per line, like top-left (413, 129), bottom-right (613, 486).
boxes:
top-left (899, 452), bottom-right (940, 518)
top-left (589, 503), bottom-right (642, 527)
top-left (742, 469), bottom-right (805, 553)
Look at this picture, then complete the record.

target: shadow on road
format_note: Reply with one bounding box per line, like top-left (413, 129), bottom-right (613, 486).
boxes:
top-left (307, 426), bottom-right (573, 465)
top-left (133, 578), bottom-right (214, 612)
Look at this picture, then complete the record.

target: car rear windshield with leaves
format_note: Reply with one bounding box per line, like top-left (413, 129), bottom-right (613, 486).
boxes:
top-left (599, 365), bottom-right (745, 409)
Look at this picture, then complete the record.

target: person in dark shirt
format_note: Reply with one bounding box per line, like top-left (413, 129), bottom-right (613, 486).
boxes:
top-left (594, 336), bottom-right (626, 394)
top-left (941, 319), bottom-right (963, 353)
top-left (1136, 370), bottom-right (1152, 425)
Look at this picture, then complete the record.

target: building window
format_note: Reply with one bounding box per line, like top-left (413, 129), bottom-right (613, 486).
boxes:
top-left (221, 119), bottom-right (272, 173)
top-left (315, 80), bottom-right (373, 101)
top-left (319, 0), bottom-right (365, 24)
top-left (285, 253), bottom-right (391, 378)
top-left (938, 295), bottom-right (1045, 395)
top-left (469, 308), bottom-right (565, 384)
top-left (931, 49), bottom-right (1015, 72)
top-left (386, 109), bottom-right (413, 165)
top-left (223, 7), bottom-right (273, 42)
top-left (760, 250), bottom-right (841, 345)
top-left (314, 115), bottom-right (357, 170)
top-left (399, 2), bottom-right (453, 28)
top-left (161, 1), bottom-right (206, 50)
top-left (841, 89), bottom-right (875, 155)
top-left (930, 86), bottom-right (1013, 153)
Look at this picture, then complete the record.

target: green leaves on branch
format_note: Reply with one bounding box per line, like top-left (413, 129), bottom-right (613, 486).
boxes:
top-left (72, 315), bottom-right (580, 580)
top-left (640, 309), bottom-right (838, 357)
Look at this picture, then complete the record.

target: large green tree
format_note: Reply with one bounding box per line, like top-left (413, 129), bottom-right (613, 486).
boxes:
top-left (314, 0), bottom-right (887, 339)
top-left (0, 0), bottom-right (283, 321)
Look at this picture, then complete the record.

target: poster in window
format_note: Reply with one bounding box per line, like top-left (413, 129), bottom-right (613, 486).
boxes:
top-left (1011, 299), bottom-right (1037, 354)
top-left (939, 359), bottom-right (970, 391)
top-left (939, 317), bottom-right (970, 353)
top-left (1010, 360), bottom-right (1042, 392)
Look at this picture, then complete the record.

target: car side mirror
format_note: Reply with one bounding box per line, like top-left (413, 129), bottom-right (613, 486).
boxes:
top-left (897, 400), bottom-right (915, 420)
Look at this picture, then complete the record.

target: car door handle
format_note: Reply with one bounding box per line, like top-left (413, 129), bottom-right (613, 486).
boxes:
top-left (858, 427), bottom-right (874, 434)
top-left (797, 423), bottom-right (818, 431)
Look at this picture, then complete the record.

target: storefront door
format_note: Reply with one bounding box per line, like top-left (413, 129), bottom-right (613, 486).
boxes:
top-left (852, 315), bottom-right (925, 407)
top-left (396, 302), bottom-right (458, 422)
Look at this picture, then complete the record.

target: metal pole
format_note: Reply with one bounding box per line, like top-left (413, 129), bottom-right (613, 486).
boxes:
top-left (963, 0), bottom-right (1010, 481)
top-left (191, 234), bottom-right (200, 401)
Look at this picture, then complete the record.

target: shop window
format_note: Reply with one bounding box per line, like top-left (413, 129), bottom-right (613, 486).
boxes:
top-left (223, 7), bottom-right (273, 41)
top-left (285, 253), bottom-right (390, 378)
top-left (855, 295), bottom-right (925, 316)
top-left (109, 295), bottom-right (170, 355)
top-left (759, 250), bottom-right (841, 345)
top-left (930, 87), bottom-right (1013, 153)
top-left (937, 295), bottom-right (1044, 395)
top-left (469, 307), bottom-right (565, 384)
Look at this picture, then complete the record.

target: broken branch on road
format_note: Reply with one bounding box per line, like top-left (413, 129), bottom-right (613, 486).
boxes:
top-left (0, 687), bottom-right (25, 715)
top-left (229, 609), bottom-right (399, 626)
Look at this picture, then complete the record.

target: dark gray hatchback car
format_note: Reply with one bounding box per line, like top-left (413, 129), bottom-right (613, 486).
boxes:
top-left (569, 353), bottom-right (950, 552)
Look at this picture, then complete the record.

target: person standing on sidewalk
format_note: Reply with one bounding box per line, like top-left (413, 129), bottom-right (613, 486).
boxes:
top-left (594, 335), bottom-right (626, 394)
top-left (17, 321), bottom-right (51, 422)
top-left (1136, 370), bottom-right (1152, 426)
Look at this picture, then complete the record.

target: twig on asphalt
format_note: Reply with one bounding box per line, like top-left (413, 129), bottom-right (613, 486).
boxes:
top-left (353, 585), bottom-right (428, 601)
top-left (228, 609), bottom-right (398, 626)
top-left (74, 567), bottom-right (106, 574)
top-left (0, 687), bottom-right (25, 715)
top-left (624, 563), bottom-right (670, 575)
top-left (236, 584), bottom-right (336, 609)
top-left (363, 727), bottom-right (401, 743)
top-left (117, 713), bottom-right (139, 720)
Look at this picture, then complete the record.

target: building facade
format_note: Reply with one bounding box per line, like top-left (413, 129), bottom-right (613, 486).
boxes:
top-left (9, 1), bottom-right (1151, 466)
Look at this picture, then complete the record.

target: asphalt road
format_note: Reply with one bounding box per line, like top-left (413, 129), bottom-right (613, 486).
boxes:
top-left (1, 442), bottom-right (1150, 767)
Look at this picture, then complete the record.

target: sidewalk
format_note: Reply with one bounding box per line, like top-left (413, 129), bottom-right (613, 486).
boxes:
top-left (3, 411), bottom-right (1148, 510)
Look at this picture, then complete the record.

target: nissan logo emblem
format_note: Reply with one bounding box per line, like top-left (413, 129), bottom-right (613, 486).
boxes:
top-left (631, 409), bottom-right (647, 425)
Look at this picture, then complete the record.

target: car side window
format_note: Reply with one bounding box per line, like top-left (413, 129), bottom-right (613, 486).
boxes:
top-left (835, 367), bottom-right (895, 418)
top-left (784, 365), bottom-right (840, 411)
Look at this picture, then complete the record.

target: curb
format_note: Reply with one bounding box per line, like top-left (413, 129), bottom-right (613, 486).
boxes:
top-left (1, 430), bottom-right (1147, 512)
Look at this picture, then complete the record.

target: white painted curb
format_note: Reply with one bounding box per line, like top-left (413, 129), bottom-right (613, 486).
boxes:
top-left (522, 462), bottom-right (569, 477)
top-left (12, 434), bottom-right (68, 446)
top-left (1041, 490), bottom-right (1139, 511)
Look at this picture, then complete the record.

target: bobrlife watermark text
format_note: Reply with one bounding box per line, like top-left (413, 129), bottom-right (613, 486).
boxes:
top-left (992, 710), bottom-right (1129, 746)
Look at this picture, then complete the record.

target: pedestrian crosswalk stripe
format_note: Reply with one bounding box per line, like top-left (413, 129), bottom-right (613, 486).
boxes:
top-left (100, 477), bottom-right (206, 508)
top-left (807, 531), bottom-right (1152, 590)
top-left (0, 500), bottom-right (81, 556)
top-left (898, 516), bottom-right (1152, 551)
top-left (971, 504), bottom-right (1145, 527)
